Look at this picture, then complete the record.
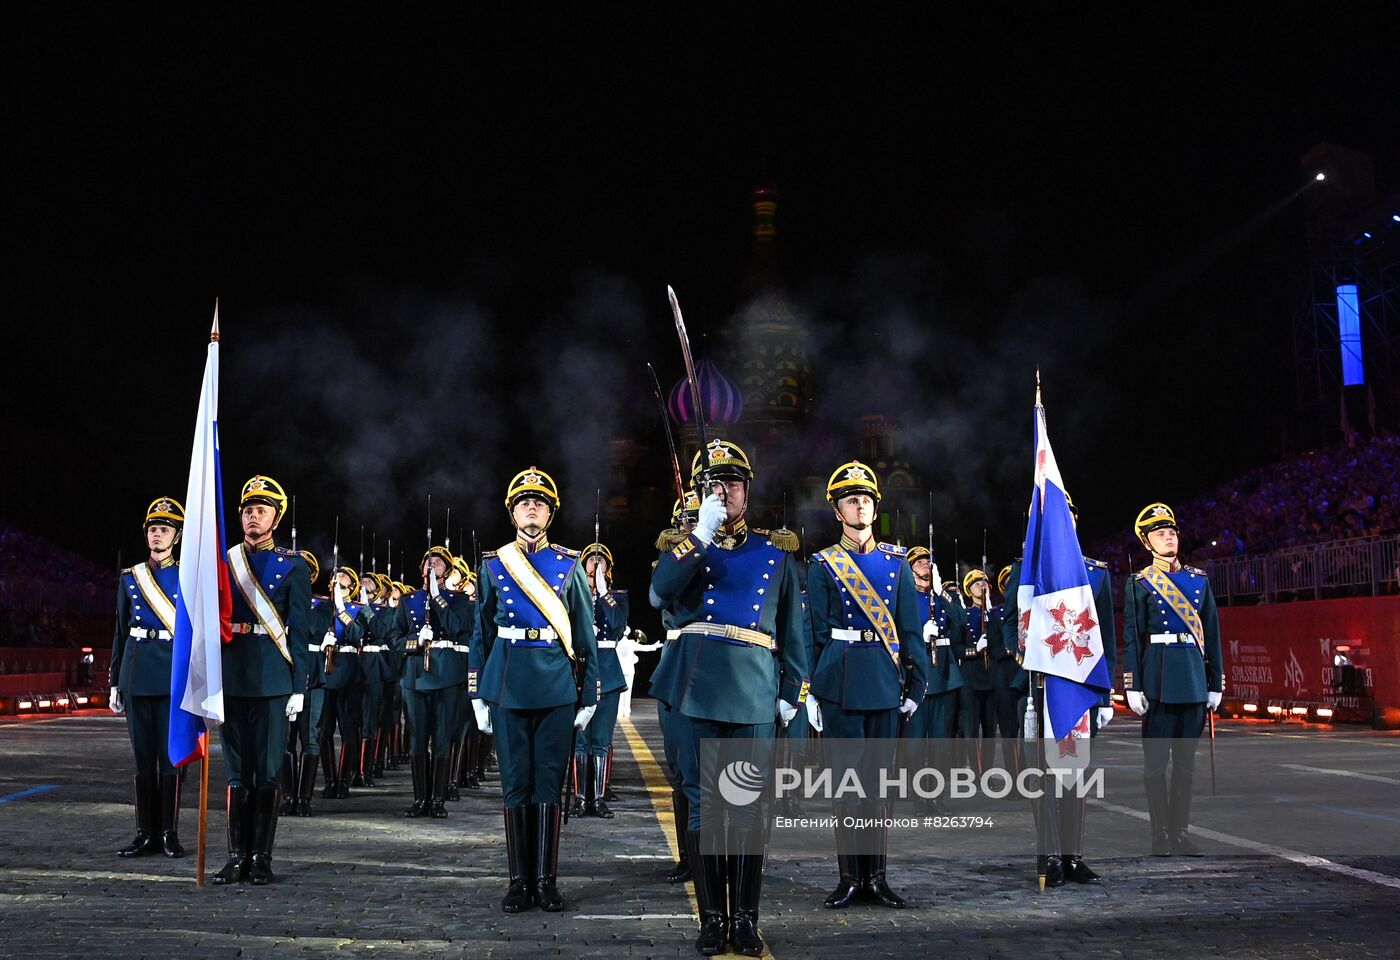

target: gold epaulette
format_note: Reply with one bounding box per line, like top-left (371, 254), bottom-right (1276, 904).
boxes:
top-left (655, 527), bottom-right (687, 551)
top-left (757, 527), bottom-right (801, 553)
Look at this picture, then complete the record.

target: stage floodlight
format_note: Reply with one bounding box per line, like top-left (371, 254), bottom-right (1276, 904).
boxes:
top-left (1315, 706), bottom-right (1334, 720)
top-left (1243, 702), bottom-right (1259, 712)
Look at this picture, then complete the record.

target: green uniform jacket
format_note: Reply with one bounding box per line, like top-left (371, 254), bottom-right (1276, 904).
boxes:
top-left (111, 560), bottom-right (180, 697)
top-left (394, 588), bottom-right (475, 692)
top-left (224, 543), bottom-right (313, 698)
top-left (1122, 563), bottom-right (1223, 704)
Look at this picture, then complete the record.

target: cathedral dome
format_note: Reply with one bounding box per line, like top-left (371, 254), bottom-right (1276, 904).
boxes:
top-left (667, 359), bottom-right (744, 426)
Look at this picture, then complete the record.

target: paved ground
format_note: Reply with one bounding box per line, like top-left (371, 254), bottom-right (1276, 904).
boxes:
top-left (2, 706), bottom-right (1399, 959)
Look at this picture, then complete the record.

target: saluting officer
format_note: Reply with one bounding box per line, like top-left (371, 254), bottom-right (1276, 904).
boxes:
top-left (470, 467), bottom-right (600, 913)
top-left (214, 476), bottom-right (312, 886)
top-left (649, 439), bottom-right (809, 957)
top-left (807, 462), bottom-right (929, 911)
top-left (1123, 503), bottom-right (1223, 856)
top-left (903, 545), bottom-right (964, 814)
top-left (395, 546), bottom-right (474, 819)
top-left (111, 496), bottom-right (187, 859)
top-left (649, 492), bottom-right (700, 884)
top-left (574, 542), bottom-right (629, 819)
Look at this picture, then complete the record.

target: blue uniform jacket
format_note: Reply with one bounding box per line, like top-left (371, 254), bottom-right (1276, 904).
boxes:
top-left (224, 544), bottom-right (313, 698)
top-left (914, 588), bottom-right (965, 696)
top-left (111, 560), bottom-right (181, 697)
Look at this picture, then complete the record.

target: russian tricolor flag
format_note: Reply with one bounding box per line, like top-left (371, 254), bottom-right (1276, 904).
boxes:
top-left (1017, 397), bottom-right (1111, 742)
top-left (168, 307), bottom-right (231, 767)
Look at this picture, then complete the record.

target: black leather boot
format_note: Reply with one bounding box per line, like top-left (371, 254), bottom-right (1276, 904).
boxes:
top-left (603, 747), bottom-right (617, 801)
top-left (1169, 769), bottom-right (1202, 855)
top-left (824, 824), bottom-right (861, 908)
top-left (429, 755), bottom-right (451, 818)
top-left (320, 743), bottom-right (338, 799)
top-left (296, 753), bottom-right (318, 816)
top-left (248, 782), bottom-right (280, 885)
top-left (278, 752), bottom-right (296, 814)
top-left (117, 774), bottom-right (160, 857)
top-left (729, 853), bottom-right (765, 957)
top-left (572, 755), bottom-right (587, 818)
top-left (335, 742), bottom-right (351, 798)
top-left (862, 820), bottom-right (906, 908)
top-left (462, 735), bottom-right (481, 789)
top-left (590, 755), bottom-right (614, 819)
top-left (359, 738), bottom-right (376, 788)
top-left (347, 733), bottom-right (365, 788)
top-left (212, 785), bottom-right (250, 884)
top-left (533, 802), bottom-right (565, 912)
top-left (687, 830), bottom-right (727, 956)
top-left (664, 789), bottom-right (691, 883)
top-left (1036, 853), bottom-right (1066, 888)
top-left (1145, 772), bottom-right (1172, 855)
top-left (1060, 792), bottom-right (1101, 881)
top-left (404, 756), bottom-right (429, 817)
top-left (159, 772), bottom-right (185, 858)
top-left (445, 743), bottom-right (461, 801)
top-left (501, 805), bottom-right (533, 912)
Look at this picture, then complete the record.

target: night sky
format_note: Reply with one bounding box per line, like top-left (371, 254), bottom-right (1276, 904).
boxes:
top-left (8, 10), bottom-right (1400, 580)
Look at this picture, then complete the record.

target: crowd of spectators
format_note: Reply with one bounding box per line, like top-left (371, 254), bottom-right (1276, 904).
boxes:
top-left (0, 525), bottom-right (112, 648)
top-left (1087, 432), bottom-right (1400, 575)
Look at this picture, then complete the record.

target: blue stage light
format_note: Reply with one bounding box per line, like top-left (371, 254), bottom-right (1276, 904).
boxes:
top-left (1337, 283), bottom-right (1364, 386)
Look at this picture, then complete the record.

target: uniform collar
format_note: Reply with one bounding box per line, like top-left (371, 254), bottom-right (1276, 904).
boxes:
top-left (147, 554), bottom-right (177, 569)
top-left (246, 536), bottom-right (277, 553)
top-left (1150, 554), bottom-right (1182, 573)
top-left (839, 532), bottom-right (877, 554)
top-left (516, 531), bottom-right (549, 554)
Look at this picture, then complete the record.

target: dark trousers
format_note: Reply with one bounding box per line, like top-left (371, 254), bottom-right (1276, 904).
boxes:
top-left (576, 690), bottom-right (621, 758)
top-left (495, 703), bottom-right (574, 807)
top-left (126, 694), bottom-right (175, 776)
top-left (287, 687), bottom-right (324, 756)
top-left (903, 690), bottom-right (958, 778)
top-left (321, 686), bottom-right (363, 753)
top-left (222, 695), bottom-right (288, 788)
top-left (1142, 701), bottom-right (1206, 780)
top-left (360, 680), bottom-right (385, 740)
top-left (657, 697), bottom-right (693, 789)
top-left (404, 685), bottom-right (465, 758)
top-left (683, 716), bottom-right (776, 832)
top-left (818, 701), bottom-right (899, 816)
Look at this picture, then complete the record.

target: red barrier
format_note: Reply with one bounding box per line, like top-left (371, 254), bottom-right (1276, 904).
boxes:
top-left (1217, 596), bottom-right (1400, 718)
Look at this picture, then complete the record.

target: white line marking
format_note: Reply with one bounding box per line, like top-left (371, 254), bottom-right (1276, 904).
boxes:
top-left (1280, 763), bottom-right (1400, 785)
top-left (574, 913), bottom-right (697, 921)
top-left (1091, 798), bottom-right (1400, 891)
top-left (614, 854), bottom-right (673, 860)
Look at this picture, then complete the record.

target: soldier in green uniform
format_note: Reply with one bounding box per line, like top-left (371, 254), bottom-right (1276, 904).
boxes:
top-left (356, 572), bottom-right (397, 789)
top-left (574, 542), bottom-right (629, 818)
top-left (903, 545), bottom-right (964, 815)
top-left (1001, 516), bottom-right (1118, 885)
top-left (956, 569), bottom-right (998, 770)
top-left (470, 467), bottom-right (600, 913)
top-left (650, 439), bottom-right (810, 957)
top-left (394, 546), bottom-right (475, 818)
top-left (440, 559), bottom-right (479, 801)
top-left (213, 475), bottom-right (312, 886)
top-left (807, 461), bottom-right (929, 910)
top-left (280, 549), bottom-right (332, 816)
top-left (319, 565), bottom-right (367, 799)
top-left (111, 496), bottom-right (187, 858)
top-left (1123, 503), bottom-right (1223, 856)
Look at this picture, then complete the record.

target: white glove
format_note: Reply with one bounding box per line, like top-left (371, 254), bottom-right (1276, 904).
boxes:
top-left (898, 697), bottom-right (919, 716)
top-left (109, 686), bottom-right (123, 715)
top-left (1207, 691), bottom-right (1222, 711)
top-left (574, 704), bottom-right (597, 731)
top-left (1097, 706), bottom-right (1114, 730)
top-left (694, 493), bottom-right (726, 546)
top-left (320, 629), bottom-right (337, 649)
top-left (594, 565), bottom-right (608, 596)
top-left (333, 583), bottom-right (346, 613)
top-left (428, 568), bottom-right (440, 599)
top-left (472, 699), bottom-right (493, 734)
top-left (777, 698), bottom-right (799, 727)
top-left (417, 623), bottom-right (434, 644)
top-left (1127, 691), bottom-right (1148, 716)
top-left (285, 693), bottom-right (304, 720)
top-left (922, 620), bottom-right (939, 642)
top-left (806, 697), bottom-right (824, 732)
top-left (976, 636), bottom-right (988, 653)
top-left (930, 562), bottom-right (945, 594)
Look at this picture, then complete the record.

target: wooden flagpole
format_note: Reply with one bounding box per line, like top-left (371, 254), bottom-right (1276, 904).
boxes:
top-left (196, 729), bottom-right (212, 886)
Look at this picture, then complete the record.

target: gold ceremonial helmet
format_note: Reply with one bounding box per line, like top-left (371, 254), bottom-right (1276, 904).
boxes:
top-left (1134, 502), bottom-right (1178, 546)
top-left (421, 546), bottom-right (455, 571)
top-left (690, 438), bottom-right (753, 484)
top-left (450, 556), bottom-right (472, 583)
top-left (240, 475), bottom-right (288, 521)
top-left (905, 545), bottom-right (931, 566)
top-left (505, 466), bottom-right (561, 510)
top-left (671, 490), bottom-right (702, 524)
top-left (144, 496), bottom-right (185, 530)
top-left (298, 550), bottom-right (320, 585)
top-left (582, 542), bottom-right (614, 583)
top-left (997, 564), bottom-right (1013, 595)
top-left (962, 568), bottom-right (989, 594)
top-left (332, 565), bottom-right (360, 594)
top-left (825, 460), bottom-right (881, 505)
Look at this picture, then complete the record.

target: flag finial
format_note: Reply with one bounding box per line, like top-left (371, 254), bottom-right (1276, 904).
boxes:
top-left (210, 300), bottom-right (221, 343)
top-left (1035, 367), bottom-right (1041, 406)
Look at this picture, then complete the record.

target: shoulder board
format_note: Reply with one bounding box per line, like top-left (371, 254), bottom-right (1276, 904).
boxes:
top-left (123, 566), bottom-right (138, 576)
top-left (610, 588), bottom-right (628, 596)
top-left (550, 543), bottom-right (581, 558)
top-left (1133, 568), bottom-right (1152, 580)
top-left (481, 550), bottom-right (498, 559)
top-left (753, 527), bottom-right (800, 553)
top-left (655, 527), bottom-right (686, 551)
top-left (878, 542), bottom-right (908, 557)
top-left (1083, 556), bottom-right (1108, 570)
top-left (275, 547), bottom-right (299, 557)
top-left (1184, 565), bottom-right (1206, 576)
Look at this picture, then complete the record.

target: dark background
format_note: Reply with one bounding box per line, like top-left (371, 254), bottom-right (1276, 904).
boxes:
top-left (5, 9), bottom-right (1399, 584)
